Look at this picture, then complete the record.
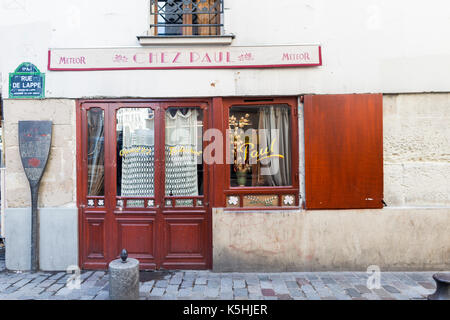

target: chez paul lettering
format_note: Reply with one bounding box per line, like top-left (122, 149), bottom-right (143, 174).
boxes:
top-left (132, 51), bottom-right (232, 64)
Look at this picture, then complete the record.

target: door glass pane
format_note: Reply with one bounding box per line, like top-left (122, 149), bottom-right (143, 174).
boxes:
top-left (116, 108), bottom-right (155, 199)
top-left (87, 108), bottom-right (105, 196)
top-left (229, 105), bottom-right (292, 187)
top-left (165, 108), bottom-right (203, 197)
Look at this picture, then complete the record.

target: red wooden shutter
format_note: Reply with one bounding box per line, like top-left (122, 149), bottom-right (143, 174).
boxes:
top-left (304, 94), bottom-right (383, 209)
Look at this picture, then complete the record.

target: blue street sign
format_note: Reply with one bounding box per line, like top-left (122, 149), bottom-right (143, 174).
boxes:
top-left (9, 62), bottom-right (45, 99)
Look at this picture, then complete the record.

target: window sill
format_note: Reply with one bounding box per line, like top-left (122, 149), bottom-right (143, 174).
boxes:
top-left (137, 35), bottom-right (235, 46)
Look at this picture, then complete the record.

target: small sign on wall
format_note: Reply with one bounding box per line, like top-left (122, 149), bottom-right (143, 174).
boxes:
top-left (9, 63), bottom-right (45, 99)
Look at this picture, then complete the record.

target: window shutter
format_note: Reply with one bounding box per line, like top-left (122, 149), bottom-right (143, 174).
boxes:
top-left (304, 94), bottom-right (383, 209)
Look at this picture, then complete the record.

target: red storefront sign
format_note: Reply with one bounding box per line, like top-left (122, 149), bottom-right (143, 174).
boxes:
top-left (48, 45), bottom-right (322, 71)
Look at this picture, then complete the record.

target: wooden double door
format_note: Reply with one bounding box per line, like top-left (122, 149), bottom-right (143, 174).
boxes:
top-left (77, 101), bottom-right (212, 270)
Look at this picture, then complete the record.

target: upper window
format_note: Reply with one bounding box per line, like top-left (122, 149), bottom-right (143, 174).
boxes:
top-left (150, 0), bottom-right (223, 36)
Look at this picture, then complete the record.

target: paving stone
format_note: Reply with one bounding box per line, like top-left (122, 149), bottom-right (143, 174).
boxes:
top-left (355, 284), bottom-right (372, 294)
top-left (233, 279), bottom-right (246, 289)
top-left (288, 288), bottom-right (304, 297)
top-left (320, 277), bottom-right (337, 285)
top-left (220, 292), bottom-right (234, 300)
top-left (296, 278), bottom-right (311, 286)
top-left (195, 277), bottom-right (207, 285)
top-left (140, 280), bottom-right (155, 288)
top-left (193, 285), bottom-right (207, 293)
top-left (207, 279), bottom-right (220, 287)
top-left (418, 282), bottom-right (435, 290)
top-left (286, 281), bottom-right (299, 289)
top-left (204, 287), bottom-right (220, 298)
top-left (166, 284), bottom-right (180, 294)
top-left (80, 271), bottom-right (94, 281)
top-left (261, 288), bottom-right (276, 296)
top-left (247, 285), bottom-right (260, 294)
top-left (258, 275), bottom-right (270, 281)
top-left (48, 272), bottom-right (66, 281)
top-left (248, 294), bottom-right (263, 300)
top-left (275, 294), bottom-right (291, 300)
top-left (221, 278), bottom-right (233, 287)
top-left (12, 278), bottom-right (32, 287)
top-left (383, 285), bottom-right (401, 294)
top-left (260, 280), bottom-right (272, 289)
top-left (169, 277), bottom-right (183, 285)
top-left (326, 283), bottom-right (352, 300)
top-left (407, 273), bottom-right (432, 282)
top-left (373, 288), bottom-right (393, 299)
top-left (30, 276), bottom-right (49, 285)
top-left (300, 284), bottom-right (321, 300)
top-left (177, 288), bottom-right (193, 298)
top-left (310, 283), bottom-right (332, 298)
top-left (345, 288), bottom-right (362, 298)
top-left (234, 288), bottom-right (248, 297)
top-left (94, 291), bottom-right (109, 300)
top-left (149, 287), bottom-right (165, 297)
top-left (180, 280), bottom-right (194, 288)
top-left (155, 280), bottom-right (168, 288)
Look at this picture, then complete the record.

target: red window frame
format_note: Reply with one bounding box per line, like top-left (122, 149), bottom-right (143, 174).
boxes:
top-left (219, 97), bottom-right (300, 210)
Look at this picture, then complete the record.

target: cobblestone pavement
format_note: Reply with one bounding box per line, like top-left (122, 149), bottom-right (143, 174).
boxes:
top-left (0, 262), bottom-right (440, 300)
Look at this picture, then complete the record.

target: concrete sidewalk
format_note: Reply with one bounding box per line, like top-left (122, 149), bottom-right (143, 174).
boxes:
top-left (0, 261), bottom-right (441, 300)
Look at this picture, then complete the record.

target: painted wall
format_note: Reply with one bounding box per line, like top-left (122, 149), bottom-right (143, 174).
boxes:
top-left (1, 0), bottom-right (450, 98)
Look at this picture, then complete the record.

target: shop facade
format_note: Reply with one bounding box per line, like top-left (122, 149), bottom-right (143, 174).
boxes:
top-left (0, 0), bottom-right (449, 272)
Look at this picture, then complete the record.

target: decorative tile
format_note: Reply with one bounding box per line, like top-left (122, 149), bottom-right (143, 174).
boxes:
top-left (226, 196), bottom-right (240, 207)
top-left (282, 195), bottom-right (295, 207)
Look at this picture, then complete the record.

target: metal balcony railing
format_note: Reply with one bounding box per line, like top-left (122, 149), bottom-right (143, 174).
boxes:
top-left (150, 0), bottom-right (224, 36)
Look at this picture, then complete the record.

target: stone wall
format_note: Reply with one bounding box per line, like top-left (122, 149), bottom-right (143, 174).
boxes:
top-left (3, 99), bottom-right (77, 208)
top-left (384, 93), bottom-right (450, 207)
top-left (3, 99), bottom-right (78, 271)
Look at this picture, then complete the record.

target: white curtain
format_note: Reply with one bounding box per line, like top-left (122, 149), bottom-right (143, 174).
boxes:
top-left (165, 109), bottom-right (200, 196)
top-left (258, 106), bottom-right (291, 186)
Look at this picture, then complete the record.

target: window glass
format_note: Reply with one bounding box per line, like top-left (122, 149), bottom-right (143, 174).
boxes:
top-left (152, 0), bottom-right (221, 36)
top-left (116, 108), bottom-right (155, 197)
top-left (87, 108), bottom-right (105, 196)
top-left (229, 105), bottom-right (292, 187)
top-left (165, 108), bottom-right (203, 196)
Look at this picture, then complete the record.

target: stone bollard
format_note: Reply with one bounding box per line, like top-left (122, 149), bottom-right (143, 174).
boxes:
top-left (109, 249), bottom-right (139, 300)
top-left (427, 273), bottom-right (450, 300)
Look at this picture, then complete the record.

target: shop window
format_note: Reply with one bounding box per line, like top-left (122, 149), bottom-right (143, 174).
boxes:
top-left (228, 105), bottom-right (292, 188)
top-left (87, 108), bottom-right (105, 196)
top-left (165, 107), bottom-right (204, 198)
top-left (116, 108), bottom-right (155, 207)
top-left (151, 0), bottom-right (222, 36)
top-left (222, 98), bottom-right (300, 209)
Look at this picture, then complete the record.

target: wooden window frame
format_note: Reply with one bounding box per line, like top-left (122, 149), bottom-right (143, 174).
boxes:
top-left (220, 97), bottom-right (300, 210)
